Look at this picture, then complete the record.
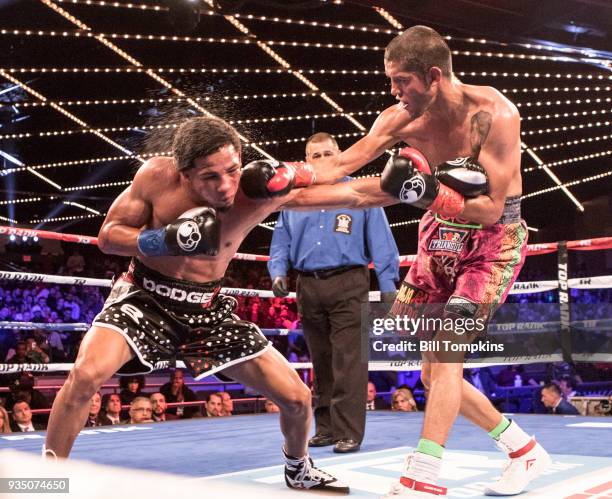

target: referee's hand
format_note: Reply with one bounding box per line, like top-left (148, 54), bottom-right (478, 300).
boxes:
top-left (272, 276), bottom-right (290, 297)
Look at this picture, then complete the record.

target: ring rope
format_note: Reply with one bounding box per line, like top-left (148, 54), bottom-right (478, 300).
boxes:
top-left (2, 226), bottom-right (611, 266)
top-left (1, 270), bottom-right (611, 295)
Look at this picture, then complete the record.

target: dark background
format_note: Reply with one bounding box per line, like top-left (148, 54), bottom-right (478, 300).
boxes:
top-left (1, 0), bottom-right (611, 255)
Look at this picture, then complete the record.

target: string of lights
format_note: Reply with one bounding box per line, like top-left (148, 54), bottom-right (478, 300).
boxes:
top-left (522, 169), bottom-right (612, 199)
top-left (530, 134), bottom-right (612, 152)
top-left (4, 66), bottom-right (609, 80)
top-left (11, 92), bottom-right (322, 108)
top-left (8, 87), bottom-right (609, 110)
top-left (48, 0), bottom-right (604, 62)
top-left (521, 142), bottom-right (583, 210)
top-left (502, 85), bottom-right (611, 94)
top-left (0, 110), bottom-right (380, 140)
top-left (522, 108), bottom-right (612, 122)
top-left (29, 213), bottom-right (105, 224)
top-left (1, 27), bottom-right (588, 61)
top-left (64, 180), bottom-right (131, 192)
top-left (5, 110), bottom-right (607, 141)
top-left (516, 97), bottom-right (612, 108)
top-left (0, 215), bottom-right (19, 224)
top-left (522, 121), bottom-right (611, 136)
top-left (523, 150), bottom-right (612, 173)
top-left (39, 0), bottom-right (275, 164)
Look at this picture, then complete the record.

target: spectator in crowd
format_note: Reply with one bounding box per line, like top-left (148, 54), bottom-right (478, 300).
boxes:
top-left (559, 377), bottom-right (577, 399)
top-left (203, 393), bottom-right (223, 417)
top-left (0, 405), bottom-right (12, 433)
top-left (366, 381), bottom-right (390, 411)
top-left (465, 367), bottom-right (498, 397)
top-left (24, 337), bottom-right (50, 364)
top-left (128, 397), bottom-right (153, 424)
top-left (84, 392), bottom-right (112, 427)
top-left (160, 370), bottom-right (198, 419)
top-left (150, 392), bottom-right (178, 422)
top-left (218, 391), bottom-right (233, 416)
top-left (66, 249), bottom-right (86, 276)
top-left (540, 383), bottom-right (579, 415)
top-left (119, 375), bottom-right (146, 407)
top-left (391, 387), bottom-right (418, 412)
top-left (10, 400), bottom-right (44, 432)
top-left (268, 133), bottom-right (399, 454)
top-left (495, 365), bottom-right (526, 387)
top-left (7, 373), bottom-right (50, 425)
top-left (6, 341), bottom-right (29, 364)
top-left (265, 399), bottom-right (280, 414)
top-left (101, 393), bottom-right (122, 425)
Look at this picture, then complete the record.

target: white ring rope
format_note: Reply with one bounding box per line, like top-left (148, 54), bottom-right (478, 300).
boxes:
top-left (1, 270), bottom-right (612, 296)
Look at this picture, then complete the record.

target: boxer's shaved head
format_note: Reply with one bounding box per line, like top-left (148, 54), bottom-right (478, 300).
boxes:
top-left (173, 116), bottom-right (241, 172)
top-left (385, 25), bottom-right (452, 83)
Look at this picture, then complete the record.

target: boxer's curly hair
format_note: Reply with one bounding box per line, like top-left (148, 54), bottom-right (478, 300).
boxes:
top-left (172, 116), bottom-right (242, 171)
top-left (384, 25), bottom-right (452, 83)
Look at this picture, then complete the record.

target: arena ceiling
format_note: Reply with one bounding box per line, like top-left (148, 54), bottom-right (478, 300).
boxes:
top-left (1, 0), bottom-right (611, 253)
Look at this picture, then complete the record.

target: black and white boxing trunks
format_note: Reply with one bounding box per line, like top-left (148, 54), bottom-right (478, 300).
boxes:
top-left (92, 259), bottom-right (271, 379)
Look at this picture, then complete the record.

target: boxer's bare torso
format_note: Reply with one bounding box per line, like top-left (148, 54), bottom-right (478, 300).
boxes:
top-left (377, 83), bottom-right (522, 198)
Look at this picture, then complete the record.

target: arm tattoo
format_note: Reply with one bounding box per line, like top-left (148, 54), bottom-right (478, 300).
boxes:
top-left (469, 110), bottom-right (492, 159)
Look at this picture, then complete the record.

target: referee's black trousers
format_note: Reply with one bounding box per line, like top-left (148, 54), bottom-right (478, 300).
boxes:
top-left (297, 266), bottom-right (370, 443)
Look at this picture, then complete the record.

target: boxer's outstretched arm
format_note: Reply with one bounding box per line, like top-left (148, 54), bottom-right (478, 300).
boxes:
top-left (314, 106), bottom-right (404, 183)
top-left (279, 177), bottom-right (397, 211)
top-left (97, 161), bottom-right (156, 256)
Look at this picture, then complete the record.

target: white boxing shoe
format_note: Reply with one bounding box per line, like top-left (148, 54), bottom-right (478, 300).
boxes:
top-left (484, 439), bottom-right (552, 496)
top-left (381, 477), bottom-right (447, 498)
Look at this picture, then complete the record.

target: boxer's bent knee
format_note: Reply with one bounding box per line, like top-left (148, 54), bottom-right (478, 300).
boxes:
top-left (277, 383), bottom-right (311, 416)
top-left (65, 362), bottom-right (106, 402)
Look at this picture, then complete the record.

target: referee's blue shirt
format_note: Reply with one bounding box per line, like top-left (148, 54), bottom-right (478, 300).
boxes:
top-left (267, 189), bottom-right (399, 293)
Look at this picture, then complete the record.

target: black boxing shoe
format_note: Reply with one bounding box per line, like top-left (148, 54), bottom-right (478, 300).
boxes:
top-left (284, 449), bottom-right (349, 494)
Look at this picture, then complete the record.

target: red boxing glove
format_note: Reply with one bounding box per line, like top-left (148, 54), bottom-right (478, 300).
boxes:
top-left (399, 146), bottom-right (432, 174)
top-left (241, 160), bottom-right (316, 199)
top-left (267, 162), bottom-right (316, 193)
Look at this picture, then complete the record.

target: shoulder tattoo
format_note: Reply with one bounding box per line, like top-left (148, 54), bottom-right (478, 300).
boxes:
top-left (469, 110), bottom-right (492, 158)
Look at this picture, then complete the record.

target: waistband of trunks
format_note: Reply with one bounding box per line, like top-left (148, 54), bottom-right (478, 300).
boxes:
top-left (129, 258), bottom-right (222, 309)
top-left (497, 195), bottom-right (521, 224)
top-left (434, 195), bottom-right (522, 229)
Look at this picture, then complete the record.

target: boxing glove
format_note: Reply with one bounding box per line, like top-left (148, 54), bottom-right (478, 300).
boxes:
top-left (271, 276), bottom-right (290, 298)
top-left (381, 148), bottom-right (487, 218)
top-left (241, 159), bottom-right (316, 199)
top-left (137, 207), bottom-right (220, 257)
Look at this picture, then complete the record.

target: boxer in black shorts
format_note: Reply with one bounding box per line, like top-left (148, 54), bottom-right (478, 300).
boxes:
top-left (44, 115), bottom-right (393, 494)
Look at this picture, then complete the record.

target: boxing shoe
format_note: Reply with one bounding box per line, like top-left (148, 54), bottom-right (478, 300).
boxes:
top-left (41, 445), bottom-right (58, 460)
top-left (382, 477), bottom-right (447, 497)
top-left (284, 451), bottom-right (349, 494)
top-left (382, 453), bottom-right (446, 497)
top-left (484, 439), bottom-right (552, 496)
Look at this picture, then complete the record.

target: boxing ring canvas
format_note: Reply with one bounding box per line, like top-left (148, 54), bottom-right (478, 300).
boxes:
top-left (2, 412), bottom-right (611, 498)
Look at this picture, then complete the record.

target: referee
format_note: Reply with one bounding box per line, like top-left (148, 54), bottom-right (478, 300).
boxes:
top-left (268, 132), bottom-right (399, 453)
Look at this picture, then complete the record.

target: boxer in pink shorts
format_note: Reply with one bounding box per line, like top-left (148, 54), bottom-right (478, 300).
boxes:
top-left (393, 196), bottom-right (527, 323)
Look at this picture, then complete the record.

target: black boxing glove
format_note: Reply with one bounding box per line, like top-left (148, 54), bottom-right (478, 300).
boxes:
top-left (137, 207), bottom-right (220, 257)
top-left (436, 157), bottom-right (488, 198)
top-left (271, 276), bottom-right (290, 298)
top-left (241, 159), bottom-right (316, 199)
top-left (380, 148), bottom-right (487, 218)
